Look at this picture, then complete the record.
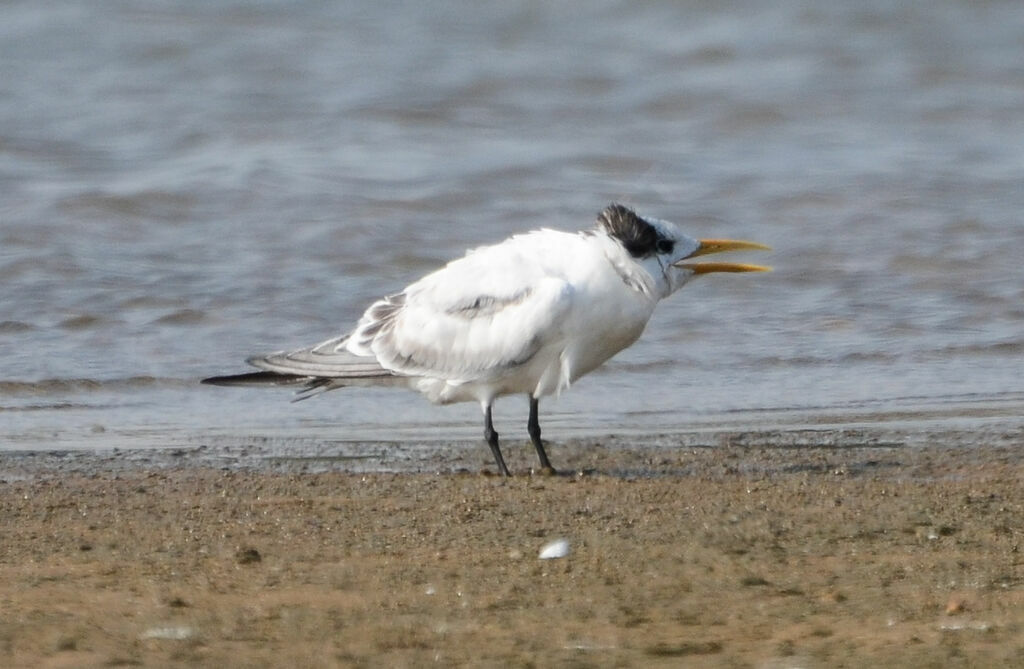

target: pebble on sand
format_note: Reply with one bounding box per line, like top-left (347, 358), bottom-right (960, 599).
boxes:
top-left (236, 547), bottom-right (262, 564)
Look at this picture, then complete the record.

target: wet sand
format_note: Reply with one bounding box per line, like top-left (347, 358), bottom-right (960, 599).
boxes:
top-left (1, 440), bottom-right (1022, 668)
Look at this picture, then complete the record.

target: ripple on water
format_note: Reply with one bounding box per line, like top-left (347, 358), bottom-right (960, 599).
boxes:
top-left (0, 321), bottom-right (35, 334)
top-left (153, 309), bottom-right (207, 325)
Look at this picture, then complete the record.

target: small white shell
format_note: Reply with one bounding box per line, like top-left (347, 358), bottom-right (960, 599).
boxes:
top-left (538, 538), bottom-right (570, 560)
top-left (140, 626), bottom-right (195, 640)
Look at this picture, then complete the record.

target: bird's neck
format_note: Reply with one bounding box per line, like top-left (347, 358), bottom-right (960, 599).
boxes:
top-left (593, 236), bottom-right (667, 299)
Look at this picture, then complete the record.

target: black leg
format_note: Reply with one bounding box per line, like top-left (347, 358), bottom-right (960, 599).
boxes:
top-left (528, 396), bottom-right (555, 473)
top-left (483, 403), bottom-right (511, 476)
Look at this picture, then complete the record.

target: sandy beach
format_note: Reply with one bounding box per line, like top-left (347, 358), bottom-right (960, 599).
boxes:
top-left (1, 440), bottom-right (1022, 668)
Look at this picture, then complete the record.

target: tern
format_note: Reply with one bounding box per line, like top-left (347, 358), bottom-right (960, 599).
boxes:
top-left (203, 203), bottom-right (770, 475)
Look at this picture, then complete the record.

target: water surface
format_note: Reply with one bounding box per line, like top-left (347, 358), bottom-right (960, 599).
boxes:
top-left (3, 1), bottom-right (1024, 467)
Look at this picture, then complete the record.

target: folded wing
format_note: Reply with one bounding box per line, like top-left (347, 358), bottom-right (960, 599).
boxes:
top-left (251, 231), bottom-right (576, 384)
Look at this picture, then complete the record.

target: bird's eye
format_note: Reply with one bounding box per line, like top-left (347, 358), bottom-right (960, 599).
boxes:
top-left (656, 239), bottom-right (674, 254)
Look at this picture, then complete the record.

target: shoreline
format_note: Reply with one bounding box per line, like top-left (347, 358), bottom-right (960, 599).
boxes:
top-left (1, 441), bottom-right (1022, 667)
top-left (2, 421), bottom-right (1020, 478)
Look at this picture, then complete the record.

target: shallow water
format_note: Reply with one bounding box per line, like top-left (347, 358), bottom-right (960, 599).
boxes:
top-left (3, 1), bottom-right (1024, 466)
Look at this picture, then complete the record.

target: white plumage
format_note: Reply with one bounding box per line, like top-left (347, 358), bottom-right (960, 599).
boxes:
top-left (204, 203), bottom-right (769, 475)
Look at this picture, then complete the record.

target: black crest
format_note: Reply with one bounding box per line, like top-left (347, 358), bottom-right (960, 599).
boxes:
top-left (597, 203), bottom-right (659, 258)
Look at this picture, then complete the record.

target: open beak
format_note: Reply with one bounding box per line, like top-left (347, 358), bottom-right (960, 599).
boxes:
top-left (674, 239), bottom-right (772, 274)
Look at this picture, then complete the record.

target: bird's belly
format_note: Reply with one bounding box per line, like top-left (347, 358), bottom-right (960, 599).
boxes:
top-left (570, 320), bottom-right (646, 380)
top-left (530, 317), bottom-right (646, 398)
top-left (409, 366), bottom-right (539, 406)
top-left (410, 296), bottom-right (652, 405)
top-left (409, 343), bottom-right (567, 406)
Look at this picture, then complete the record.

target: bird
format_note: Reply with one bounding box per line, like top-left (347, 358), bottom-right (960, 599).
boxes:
top-left (202, 203), bottom-right (770, 475)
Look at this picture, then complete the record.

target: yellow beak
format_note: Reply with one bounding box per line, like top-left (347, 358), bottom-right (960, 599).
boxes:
top-left (674, 239), bottom-right (772, 274)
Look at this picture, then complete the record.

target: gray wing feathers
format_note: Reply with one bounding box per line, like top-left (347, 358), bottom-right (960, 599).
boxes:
top-left (248, 335), bottom-right (397, 379)
top-left (347, 279), bottom-right (573, 382)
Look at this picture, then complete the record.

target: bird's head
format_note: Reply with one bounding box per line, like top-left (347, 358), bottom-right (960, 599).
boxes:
top-left (597, 203), bottom-right (771, 297)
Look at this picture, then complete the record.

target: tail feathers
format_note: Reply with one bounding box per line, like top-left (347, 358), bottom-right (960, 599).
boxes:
top-left (291, 377), bottom-right (341, 402)
top-left (203, 343), bottom-right (403, 401)
top-left (202, 371), bottom-right (346, 402)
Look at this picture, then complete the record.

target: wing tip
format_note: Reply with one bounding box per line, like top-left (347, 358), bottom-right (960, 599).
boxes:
top-left (200, 371), bottom-right (309, 387)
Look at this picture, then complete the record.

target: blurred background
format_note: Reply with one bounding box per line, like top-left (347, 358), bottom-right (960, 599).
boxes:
top-left (2, 1), bottom-right (1023, 463)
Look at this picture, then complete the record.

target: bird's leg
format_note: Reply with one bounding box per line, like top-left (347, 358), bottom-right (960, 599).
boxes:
top-left (483, 403), bottom-right (511, 477)
top-left (528, 396), bottom-right (555, 474)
